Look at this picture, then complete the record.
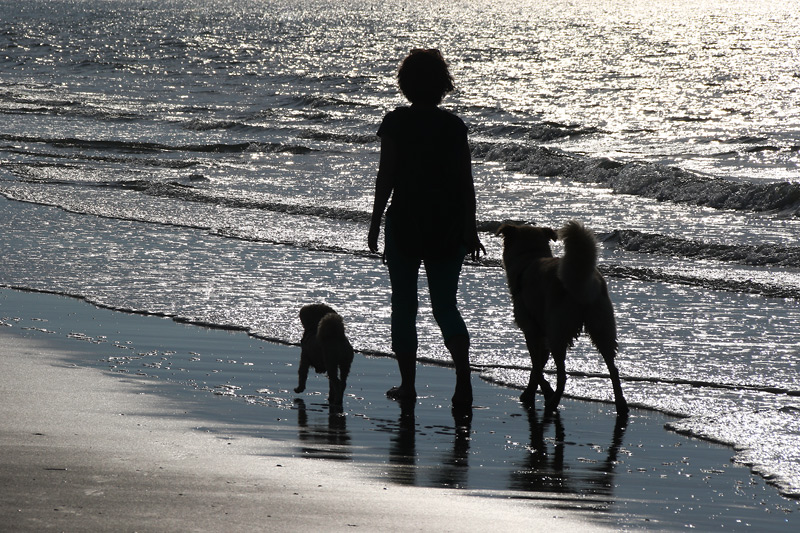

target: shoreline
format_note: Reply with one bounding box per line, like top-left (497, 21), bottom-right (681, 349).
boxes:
top-left (1, 287), bottom-right (798, 531)
top-left (2, 334), bottom-right (603, 532)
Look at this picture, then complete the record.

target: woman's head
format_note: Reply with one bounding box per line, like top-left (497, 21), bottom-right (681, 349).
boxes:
top-left (398, 49), bottom-right (455, 106)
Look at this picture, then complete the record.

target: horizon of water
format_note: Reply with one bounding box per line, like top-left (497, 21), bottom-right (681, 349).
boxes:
top-left (1, 0), bottom-right (799, 498)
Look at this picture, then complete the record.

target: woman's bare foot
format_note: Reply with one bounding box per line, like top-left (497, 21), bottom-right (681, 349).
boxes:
top-left (451, 379), bottom-right (473, 408)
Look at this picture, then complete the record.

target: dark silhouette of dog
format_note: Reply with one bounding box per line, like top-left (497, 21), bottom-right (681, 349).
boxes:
top-left (497, 220), bottom-right (628, 416)
top-left (295, 303), bottom-right (354, 406)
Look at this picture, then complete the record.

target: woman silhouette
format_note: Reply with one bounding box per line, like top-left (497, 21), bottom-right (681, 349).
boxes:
top-left (368, 49), bottom-right (484, 407)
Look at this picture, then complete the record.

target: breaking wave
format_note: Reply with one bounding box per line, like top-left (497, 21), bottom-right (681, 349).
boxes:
top-left (6, 160), bottom-right (800, 280)
top-left (473, 143), bottom-right (800, 217)
top-left (473, 121), bottom-right (606, 142)
top-left (599, 229), bottom-right (800, 268)
top-left (0, 134), bottom-right (314, 155)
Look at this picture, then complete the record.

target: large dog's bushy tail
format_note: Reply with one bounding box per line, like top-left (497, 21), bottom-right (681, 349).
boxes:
top-left (558, 220), bottom-right (600, 300)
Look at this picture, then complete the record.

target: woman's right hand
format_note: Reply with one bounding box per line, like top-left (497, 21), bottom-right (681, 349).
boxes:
top-left (467, 232), bottom-right (486, 261)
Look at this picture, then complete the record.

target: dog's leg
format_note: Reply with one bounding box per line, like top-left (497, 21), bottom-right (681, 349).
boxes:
top-left (323, 346), bottom-right (345, 406)
top-left (296, 331), bottom-right (322, 394)
top-left (327, 366), bottom-right (342, 406)
top-left (520, 372), bottom-right (538, 405)
top-left (521, 332), bottom-right (551, 405)
top-left (294, 360), bottom-right (309, 394)
top-left (330, 361), bottom-right (350, 407)
top-left (585, 299), bottom-right (629, 417)
top-left (599, 346), bottom-right (628, 416)
top-left (338, 352), bottom-right (352, 407)
top-left (544, 346), bottom-right (568, 414)
top-left (338, 375), bottom-right (347, 406)
top-left (536, 350), bottom-right (555, 401)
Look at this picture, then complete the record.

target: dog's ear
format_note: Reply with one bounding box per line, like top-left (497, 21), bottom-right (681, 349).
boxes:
top-left (496, 223), bottom-right (515, 237)
top-left (546, 228), bottom-right (558, 241)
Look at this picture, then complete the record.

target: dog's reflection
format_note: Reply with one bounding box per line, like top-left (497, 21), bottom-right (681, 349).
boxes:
top-left (510, 408), bottom-right (627, 496)
top-left (295, 391), bottom-right (627, 498)
top-left (509, 409), bottom-right (567, 492)
top-left (294, 398), bottom-right (351, 461)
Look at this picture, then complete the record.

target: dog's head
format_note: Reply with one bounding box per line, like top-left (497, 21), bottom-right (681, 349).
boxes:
top-left (496, 223), bottom-right (557, 259)
top-left (299, 303), bottom-right (337, 331)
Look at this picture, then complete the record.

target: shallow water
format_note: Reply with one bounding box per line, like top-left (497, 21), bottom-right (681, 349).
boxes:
top-left (1, 0), bottom-right (799, 498)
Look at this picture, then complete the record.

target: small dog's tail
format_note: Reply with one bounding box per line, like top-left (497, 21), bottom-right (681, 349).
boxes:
top-left (317, 311), bottom-right (354, 407)
top-left (558, 220), bottom-right (600, 300)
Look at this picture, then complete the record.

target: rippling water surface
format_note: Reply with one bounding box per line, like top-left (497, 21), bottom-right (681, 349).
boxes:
top-left (1, 0), bottom-right (799, 498)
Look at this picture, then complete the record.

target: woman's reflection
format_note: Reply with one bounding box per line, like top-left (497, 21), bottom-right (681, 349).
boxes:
top-left (431, 406), bottom-right (473, 488)
top-left (387, 400), bottom-right (418, 485)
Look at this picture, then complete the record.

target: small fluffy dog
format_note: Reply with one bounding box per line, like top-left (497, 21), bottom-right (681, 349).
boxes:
top-left (295, 303), bottom-right (354, 406)
top-left (497, 220), bottom-right (628, 416)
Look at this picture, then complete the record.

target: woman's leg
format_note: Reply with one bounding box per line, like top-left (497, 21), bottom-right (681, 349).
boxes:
top-left (445, 334), bottom-right (473, 407)
top-left (425, 249), bottom-right (472, 406)
top-left (384, 219), bottom-right (421, 400)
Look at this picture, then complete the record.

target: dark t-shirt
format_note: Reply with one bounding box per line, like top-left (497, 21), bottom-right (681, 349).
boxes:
top-left (377, 105), bottom-right (469, 259)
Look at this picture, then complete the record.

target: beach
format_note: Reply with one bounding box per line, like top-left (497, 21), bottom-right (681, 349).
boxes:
top-left (1, 287), bottom-right (797, 531)
top-left (2, 1), bottom-right (800, 528)
top-left (1, 335), bottom-right (590, 533)
top-left (0, 289), bottom-right (612, 532)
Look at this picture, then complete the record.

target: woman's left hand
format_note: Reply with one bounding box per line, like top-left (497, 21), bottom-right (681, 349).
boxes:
top-left (368, 222), bottom-right (381, 254)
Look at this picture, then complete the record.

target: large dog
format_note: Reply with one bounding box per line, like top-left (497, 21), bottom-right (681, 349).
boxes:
top-left (295, 303), bottom-right (354, 406)
top-left (497, 220), bottom-right (628, 416)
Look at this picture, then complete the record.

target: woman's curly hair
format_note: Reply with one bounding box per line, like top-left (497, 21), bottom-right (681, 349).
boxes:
top-left (398, 49), bottom-right (455, 106)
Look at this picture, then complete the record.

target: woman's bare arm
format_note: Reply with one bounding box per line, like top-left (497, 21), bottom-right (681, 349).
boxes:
top-left (368, 137), bottom-right (397, 253)
top-left (459, 141), bottom-right (485, 260)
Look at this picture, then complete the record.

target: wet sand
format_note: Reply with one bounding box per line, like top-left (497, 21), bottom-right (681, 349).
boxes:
top-left (1, 288), bottom-right (797, 531)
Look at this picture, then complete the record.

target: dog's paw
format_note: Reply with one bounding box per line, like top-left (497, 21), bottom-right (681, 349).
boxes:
top-left (544, 398), bottom-right (560, 414)
top-left (520, 388), bottom-right (536, 405)
top-left (294, 386), bottom-right (305, 393)
top-left (539, 380), bottom-right (555, 399)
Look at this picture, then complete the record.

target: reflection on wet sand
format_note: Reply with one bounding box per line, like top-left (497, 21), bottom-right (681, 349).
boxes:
top-left (382, 403), bottom-right (474, 488)
top-left (294, 399), bottom-right (351, 461)
top-left (431, 406), bottom-right (473, 489)
top-left (510, 410), bottom-right (627, 500)
top-left (290, 392), bottom-right (628, 506)
top-left (387, 401), bottom-right (417, 485)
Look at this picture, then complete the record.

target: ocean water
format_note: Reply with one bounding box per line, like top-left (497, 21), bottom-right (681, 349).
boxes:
top-left (1, 0), bottom-right (799, 499)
